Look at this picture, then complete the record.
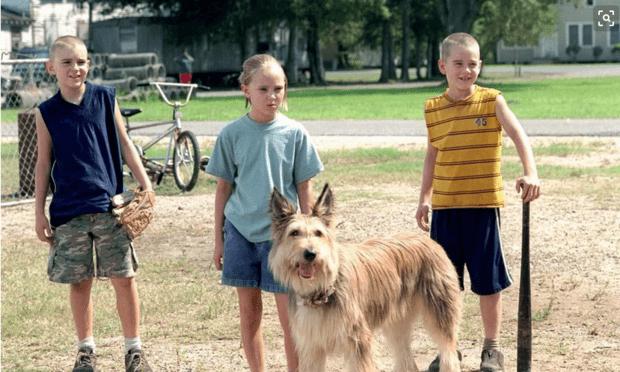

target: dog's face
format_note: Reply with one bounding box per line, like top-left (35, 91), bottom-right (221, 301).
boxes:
top-left (269, 184), bottom-right (339, 295)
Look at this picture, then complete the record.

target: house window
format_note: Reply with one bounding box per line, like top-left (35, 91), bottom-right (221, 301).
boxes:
top-left (568, 25), bottom-right (580, 46)
top-left (611, 24), bottom-right (620, 45)
top-left (119, 26), bottom-right (137, 53)
top-left (582, 24), bottom-right (593, 46)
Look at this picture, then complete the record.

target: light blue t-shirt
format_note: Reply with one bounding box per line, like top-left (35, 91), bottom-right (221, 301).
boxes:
top-left (206, 113), bottom-right (323, 242)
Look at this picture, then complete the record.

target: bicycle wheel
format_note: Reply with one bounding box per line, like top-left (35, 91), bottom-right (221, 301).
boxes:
top-left (172, 130), bottom-right (200, 191)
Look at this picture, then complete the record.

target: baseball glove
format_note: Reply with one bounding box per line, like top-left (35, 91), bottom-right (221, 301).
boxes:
top-left (111, 188), bottom-right (155, 240)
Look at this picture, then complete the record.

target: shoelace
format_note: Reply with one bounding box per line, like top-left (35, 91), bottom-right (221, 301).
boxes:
top-left (128, 352), bottom-right (143, 369)
top-left (76, 351), bottom-right (95, 366)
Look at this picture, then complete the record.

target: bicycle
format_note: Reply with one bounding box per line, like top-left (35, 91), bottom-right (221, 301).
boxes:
top-left (120, 82), bottom-right (205, 192)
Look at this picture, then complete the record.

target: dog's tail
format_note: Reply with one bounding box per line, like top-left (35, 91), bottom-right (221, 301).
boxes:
top-left (417, 238), bottom-right (462, 370)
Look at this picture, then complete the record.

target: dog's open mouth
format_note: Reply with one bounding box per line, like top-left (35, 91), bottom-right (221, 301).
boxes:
top-left (296, 262), bottom-right (315, 279)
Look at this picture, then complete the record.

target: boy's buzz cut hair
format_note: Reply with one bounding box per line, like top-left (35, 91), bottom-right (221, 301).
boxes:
top-left (49, 35), bottom-right (87, 59)
top-left (440, 32), bottom-right (480, 60)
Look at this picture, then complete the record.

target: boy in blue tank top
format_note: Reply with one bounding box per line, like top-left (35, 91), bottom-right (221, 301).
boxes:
top-left (34, 35), bottom-right (153, 372)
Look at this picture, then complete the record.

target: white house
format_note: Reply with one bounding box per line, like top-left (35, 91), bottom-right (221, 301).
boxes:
top-left (497, 0), bottom-right (620, 63)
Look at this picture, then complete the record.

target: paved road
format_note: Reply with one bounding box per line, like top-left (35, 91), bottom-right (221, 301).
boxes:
top-left (132, 119), bottom-right (620, 137)
top-left (2, 119), bottom-right (618, 138)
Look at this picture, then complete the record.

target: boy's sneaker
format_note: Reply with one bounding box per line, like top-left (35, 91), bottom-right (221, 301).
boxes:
top-left (73, 347), bottom-right (97, 372)
top-left (480, 349), bottom-right (504, 371)
top-left (426, 350), bottom-right (462, 372)
top-left (125, 348), bottom-right (153, 372)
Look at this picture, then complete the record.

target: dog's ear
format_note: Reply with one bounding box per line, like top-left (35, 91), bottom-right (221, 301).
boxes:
top-left (270, 187), bottom-right (297, 229)
top-left (312, 183), bottom-right (334, 227)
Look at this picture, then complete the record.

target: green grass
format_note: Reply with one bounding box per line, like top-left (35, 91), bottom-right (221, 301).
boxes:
top-left (503, 140), bottom-right (610, 157)
top-left (2, 76), bottom-right (619, 124)
top-left (2, 141), bottom-right (618, 202)
top-left (1, 239), bottom-right (239, 369)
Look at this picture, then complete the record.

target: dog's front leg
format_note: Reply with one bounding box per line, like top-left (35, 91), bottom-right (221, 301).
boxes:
top-left (297, 347), bottom-right (327, 372)
top-left (345, 326), bottom-right (376, 372)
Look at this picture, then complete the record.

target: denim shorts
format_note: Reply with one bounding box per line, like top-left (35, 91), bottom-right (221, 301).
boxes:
top-left (48, 212), bottom-right (138, 284)
top-left (431, 208), bottom-right (512, 296)
top-left (222, 219), bottom-right (287, 293)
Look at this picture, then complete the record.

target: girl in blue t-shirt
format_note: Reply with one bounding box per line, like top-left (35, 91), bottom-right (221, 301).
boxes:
top-left (206, 54), bottom-right (323, 372)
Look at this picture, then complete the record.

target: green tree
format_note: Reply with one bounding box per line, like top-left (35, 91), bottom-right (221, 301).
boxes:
top-left (296, 0), bottom-right (369, 85)
top-left (474, 0), bottom-right (556, 72)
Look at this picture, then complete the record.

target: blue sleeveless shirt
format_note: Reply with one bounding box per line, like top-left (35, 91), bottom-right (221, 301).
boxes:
top-left (39, 82), bottom-right (124, 227)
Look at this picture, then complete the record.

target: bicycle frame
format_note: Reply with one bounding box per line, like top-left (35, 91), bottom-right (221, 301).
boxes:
top-left (124, 82), bottom-right (198, 171)
top-left (126, 118), bottom-right (180, 169)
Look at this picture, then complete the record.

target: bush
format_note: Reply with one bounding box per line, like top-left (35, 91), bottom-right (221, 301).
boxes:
top-left (565, 45), bottom-right (581, 61)
top-left (593, 46), bottom-right (603, 60)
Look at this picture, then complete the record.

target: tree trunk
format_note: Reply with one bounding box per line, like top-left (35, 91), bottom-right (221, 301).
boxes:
top-left (426, 36), bottom-right (432, 79)
top-left (238, 27), bottom-right (249, 67)
top-left (388, 28), bottom-right (397, 80)
top-left (438, 0), bottom-right (480, 34)
top-left (426, 35), bottom-right (441, 79)
top-left (285, 19), bottom-right (299, 84)
top-left (306, 15), bottom-right (325, 85)
top-left (400, 0), bottom-right (411, 81)
top-left (416, 36), bottom-right (423, 80)
top-left (88, 1), bottom-right (93, 50)
top-left (379, 20), bottom-right (391, 82)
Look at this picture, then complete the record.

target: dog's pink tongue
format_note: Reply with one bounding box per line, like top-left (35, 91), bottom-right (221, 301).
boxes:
top-left (299, 263), bottom-right (314, 279)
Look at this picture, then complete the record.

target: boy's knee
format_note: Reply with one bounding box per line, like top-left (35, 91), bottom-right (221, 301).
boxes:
top-left (110, 276), bottom-right (135, 289)
top-left (70, 278), bottom-right (93, 291)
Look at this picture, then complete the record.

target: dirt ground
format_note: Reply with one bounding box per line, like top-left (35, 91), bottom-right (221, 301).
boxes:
top-left (2, 136), bottom-right (619, 371)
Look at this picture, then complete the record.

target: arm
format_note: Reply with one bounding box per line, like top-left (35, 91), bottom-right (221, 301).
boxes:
top-left (34, 109), bottom-right (53, 244)
top-left (113, 100), bottom-right (153, 192)
top-left (496, 95), bottom-right (541, 203)
top-left (415, 140), bottom-right (438, 232)
top-left (213, 178), bottom-right (233, 270)
top-left (296, 179), bottom-right (314, 214)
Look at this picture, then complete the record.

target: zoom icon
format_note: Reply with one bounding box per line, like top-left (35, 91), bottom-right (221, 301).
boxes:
top-left (594, 6), bottom-right (618, 31)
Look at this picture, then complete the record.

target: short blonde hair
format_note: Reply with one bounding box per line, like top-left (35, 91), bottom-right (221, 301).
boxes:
top-left (49, 35), bottom-right (88, 60)
top-left (238, 54), bottom-right (288, 110)
top-left (440, 33), bottom-right (480, 60)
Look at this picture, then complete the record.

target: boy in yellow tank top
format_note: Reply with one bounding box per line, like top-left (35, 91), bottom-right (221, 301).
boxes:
top-left (416, 33), bottom-right (541, 372)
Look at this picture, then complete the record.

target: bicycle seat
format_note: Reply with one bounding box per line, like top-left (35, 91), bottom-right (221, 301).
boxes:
top-left (120, 108), bottom-right (142, 118)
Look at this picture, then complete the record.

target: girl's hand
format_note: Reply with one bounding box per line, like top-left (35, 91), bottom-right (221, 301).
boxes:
top-left (35, 213), bottom-right (53, 244)
top-left (516, 176), bottom-right (541, 203)
top-left (415, 202), bottom-right (432, 232)
top-left (213, 239), bottom-right (223, 271)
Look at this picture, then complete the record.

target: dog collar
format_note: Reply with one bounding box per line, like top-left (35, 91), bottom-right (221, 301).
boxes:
top-left (297, 286), bottom-right (336, 308)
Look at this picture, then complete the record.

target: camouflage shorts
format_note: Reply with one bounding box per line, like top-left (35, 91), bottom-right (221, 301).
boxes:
top-left (48, 212), bottom-right (139, 284)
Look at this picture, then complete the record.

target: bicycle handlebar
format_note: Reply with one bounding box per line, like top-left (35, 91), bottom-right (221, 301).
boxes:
top-left (150, 82), bottom-right (197, 107)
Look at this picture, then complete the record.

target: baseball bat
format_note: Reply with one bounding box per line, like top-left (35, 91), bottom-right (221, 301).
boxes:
top-left (517, 201), bottom-right (531, 372)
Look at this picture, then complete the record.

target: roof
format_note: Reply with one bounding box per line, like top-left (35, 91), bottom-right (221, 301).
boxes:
top-left (1, 6), bottom-right (34, 28)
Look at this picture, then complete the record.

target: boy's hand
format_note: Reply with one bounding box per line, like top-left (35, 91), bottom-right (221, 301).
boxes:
top-left (415, 203), bottom-right (432, 232)
top-left (35, 213), bottom-right (53, 244)
top-left (516, 176), bottom-right (541, 203)
top-left (213, 239), bottom-right (223, 271)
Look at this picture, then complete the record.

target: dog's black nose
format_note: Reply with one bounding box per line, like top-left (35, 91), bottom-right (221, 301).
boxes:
top-left (303, 249), bottom-right (317, 262)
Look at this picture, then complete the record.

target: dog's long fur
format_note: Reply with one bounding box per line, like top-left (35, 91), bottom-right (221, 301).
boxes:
top-left (269, 184), bottom-right (462, 372)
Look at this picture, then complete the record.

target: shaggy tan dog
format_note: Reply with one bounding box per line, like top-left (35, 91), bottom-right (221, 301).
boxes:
top-left (269, 184), bottom-right (462, 372)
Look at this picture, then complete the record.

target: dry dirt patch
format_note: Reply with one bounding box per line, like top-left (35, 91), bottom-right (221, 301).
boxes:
top-left (2, 137), bottom-right (618, 371)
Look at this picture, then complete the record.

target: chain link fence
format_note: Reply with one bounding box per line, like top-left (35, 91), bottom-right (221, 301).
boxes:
top-left (1, 58), bottom-right (56, 205)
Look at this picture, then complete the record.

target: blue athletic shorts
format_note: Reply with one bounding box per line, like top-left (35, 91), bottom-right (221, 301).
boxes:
top-left (430, 208), bottom-right (512, 295)
top-left (221, 219), bottom-right (287, 293)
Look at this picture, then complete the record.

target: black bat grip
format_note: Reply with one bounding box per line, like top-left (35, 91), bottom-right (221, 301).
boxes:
top-left (517, 201), bottom-right (531, 372)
